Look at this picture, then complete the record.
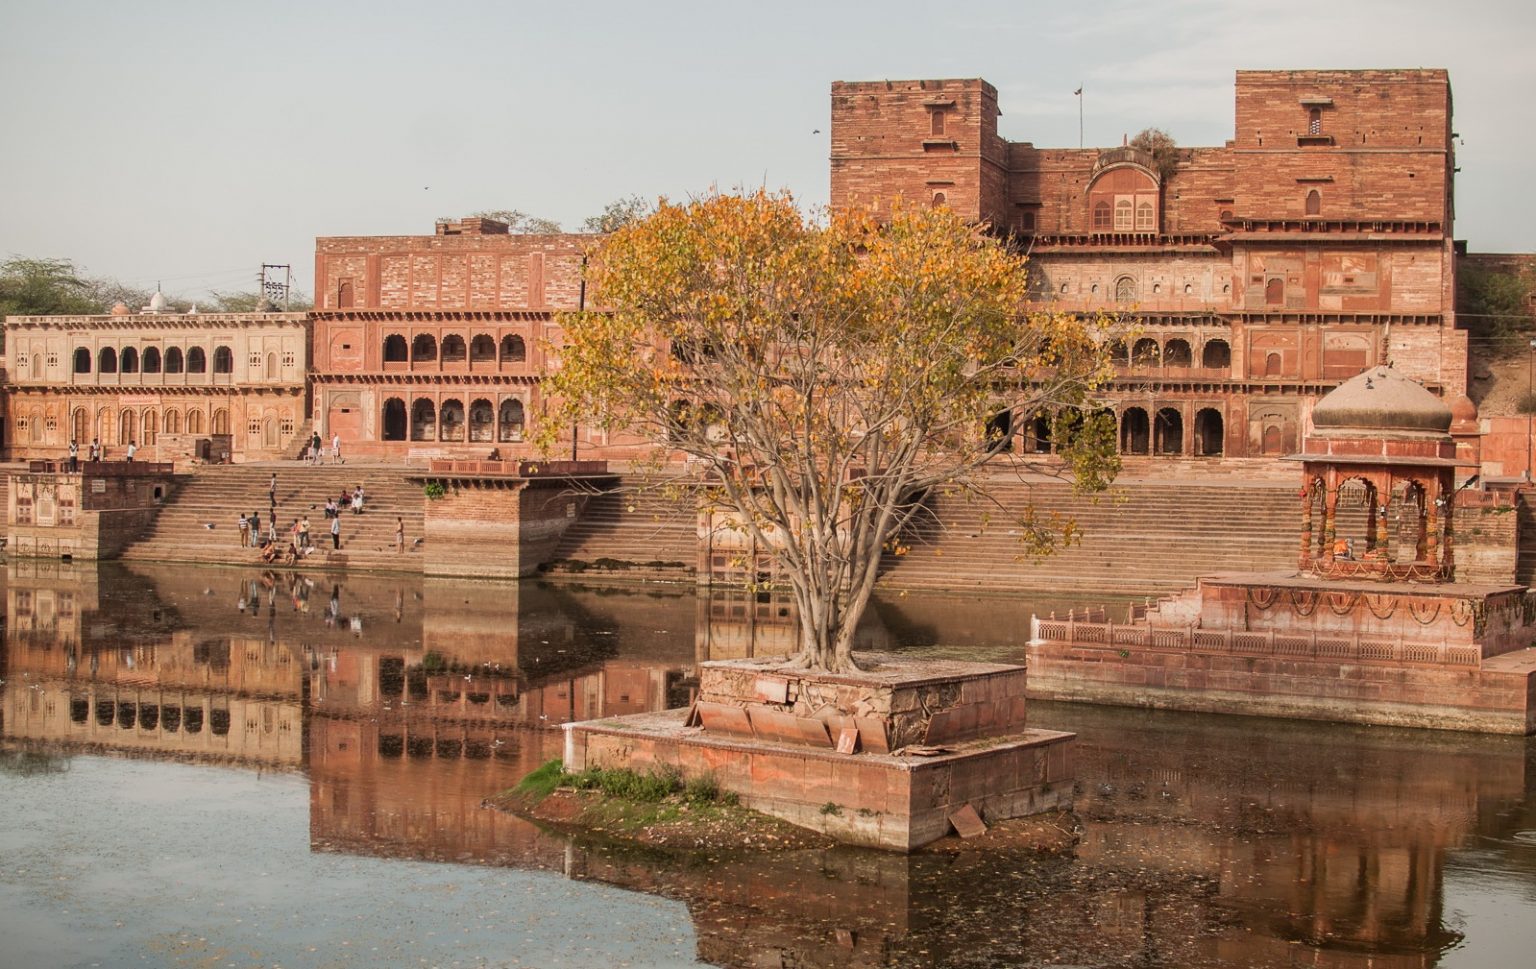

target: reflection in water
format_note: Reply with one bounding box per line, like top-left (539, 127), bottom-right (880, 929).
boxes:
top-left (2, 560), bottom-right (1534, 967)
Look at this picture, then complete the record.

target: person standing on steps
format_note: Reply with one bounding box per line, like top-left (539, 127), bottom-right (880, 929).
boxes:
top-left (238, 512), bottom-right (250, 548)
top-left (269, 473), bottom-right (278, 509)
top-left (331, 514), bottom-right (341, 550)
top-left (125, 440), bottom-right (136, 462)
top-left (89, 438), bottom-right (100, 462)
top-left (68, 440), bottom-right (79, 473)
top-left (332, 432), bottom-right (343, 465)
top-left (395, 516), bottom-right (405, 554)
top-left (299, 515), bottom-right (312, 549)
top-left (311, 431), bottom-right (322, 465)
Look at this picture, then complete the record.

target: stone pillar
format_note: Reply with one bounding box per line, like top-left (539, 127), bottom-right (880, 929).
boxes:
top-left (1299, 481), bottom-right (1314, 570)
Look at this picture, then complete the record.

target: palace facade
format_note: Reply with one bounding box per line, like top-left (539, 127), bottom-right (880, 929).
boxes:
top-left (2, 297), bottom-right (309, 463)
top-left (831, 69), bottom-right (1465, 458)
top-left (0, 68), bottom-right (1489, 468)
top-left (309, 216), bottom-right (604, 460)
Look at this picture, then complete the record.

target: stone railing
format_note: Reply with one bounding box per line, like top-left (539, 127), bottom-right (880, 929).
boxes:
top-left (1030, 616), bottom-right (1483, 668)
top-left (424, 459), bottom-right (610, 477)
top-left (26, 460), bottom-right (175, 476)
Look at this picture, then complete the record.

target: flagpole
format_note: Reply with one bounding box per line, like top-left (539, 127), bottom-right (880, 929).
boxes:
top-left (1077, 83), bottom-right (1084, 148)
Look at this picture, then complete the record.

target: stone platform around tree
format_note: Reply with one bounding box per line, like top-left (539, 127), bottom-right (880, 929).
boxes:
top-left (561, 654), bottom-right (1074, 851)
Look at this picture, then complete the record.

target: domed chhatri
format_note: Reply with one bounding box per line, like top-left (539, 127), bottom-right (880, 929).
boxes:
top-left (1310, 366), bottom-right (1452, 435)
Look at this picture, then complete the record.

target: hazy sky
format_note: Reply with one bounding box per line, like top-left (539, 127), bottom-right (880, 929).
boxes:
top-left (3, 0), bottom-right (1533, 300)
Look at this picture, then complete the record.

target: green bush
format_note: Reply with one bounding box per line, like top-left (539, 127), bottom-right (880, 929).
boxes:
top-left (423, 481), bottom-right (446, 500)
top-left (567, 765), bottom-right (681, 802)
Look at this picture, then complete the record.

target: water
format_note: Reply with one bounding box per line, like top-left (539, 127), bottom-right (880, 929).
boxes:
top-left (2, 560), bottom-right (1534, 968)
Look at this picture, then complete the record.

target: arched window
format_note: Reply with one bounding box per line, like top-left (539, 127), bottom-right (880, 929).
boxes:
top-left (984, 411), bottom-right (1014, 454)
top-left (1264, 278), bottom-right (1285, 306)
top-left (1114, 276), bottom-right (1136, 303)
top-left (72, 408), bottom-right (87, 443)
top-left (164, 409), bottom-right (181, 434)
top-left (212, 409), bottom-right (229, 435)
top-left (119, 408), bottom-right (135, 444)
top-left (187, 347), bottom-right (207, 373)
top-left (1194, 408), bottom-right (1224, 456)
top-left (499, 399), bottom-right (525, 441)
top-left (930, 192), bottom-right (946, 208)
top-left (1131, 338), bottom-right (1161, 367)
top-left (500, 335), bottom-right (526, 363)
top-left (99, 347), bottom-right (118, 374)
top-left (1135, 201), bottom-right (1155, 231)
top-left (469, 399), bottom-right (494, 441)
top-left (382, 398), bottom-right (407, 441)
top-left (1201, 339), bottom-right (1231, 369)
top-left (165, 347), bottom-right (184, 373)
top-left (187, 410), bottom-right (205, 435)
top-left (1092, 201), bottom-right (1112, 230)
top-left (1305, 189), bottom-right (1321, 216)
top-left (121, 347), bottom-right (139, 373)
top-left (142, 347), bottom-right (161, 373)
top-left (411, 398), bottom-right (436, 441)
top-left (1154, 407), bottom-right (1183, 455)
top-left (439, 399), bottom-right (465, 440)
top-left (213, 346), bottom-right (233, 374)
top-left (383, 334), bottom-right (408, 362)
top-left (142, 410), bottom-right (158, 445)
top-left (470, 335), bottom-right (496, 362)
top-left (1114, 199), bottom-right (1133, 231)
top-left (412, 334), bottom-right (437, 362)
top-left (441, 335), bottom-right (467, 362)
top-left (1119, 407), bottom-right (1150, 455)
top-left (1265, 352), bottom-right (1283, 376)
top-left (265, 353), bottom-right (277, 379)
top-left (28, 408), bottom-right (43, 444)
top-left (1027, 412), bottom-right (1052, 453)
top-left (1163, 339), bottom-right (1192, 367)
top-left (73, 347), bottom-right (91, 374)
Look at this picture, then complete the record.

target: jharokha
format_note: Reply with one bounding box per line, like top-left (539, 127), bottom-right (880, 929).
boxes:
top-left (3, 68), bottom-right (1535, 736)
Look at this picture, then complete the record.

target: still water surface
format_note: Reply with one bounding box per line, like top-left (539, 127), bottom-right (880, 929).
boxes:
top-left (1, 560), bottom-right (1533, 968)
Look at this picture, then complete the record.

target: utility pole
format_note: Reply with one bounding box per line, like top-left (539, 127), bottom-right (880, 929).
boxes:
top-left (1075, 84), bottom-right (1084, 148)
top-left (259, 264), bottom-right (292, 310)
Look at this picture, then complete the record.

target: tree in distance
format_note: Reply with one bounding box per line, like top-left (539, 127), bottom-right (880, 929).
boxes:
top-left (543, 191), bottom-right (1120, 673)
top-left (469, 209), bottom-right (564, 234)
top-left (582, 195), bottom-right (653, 233)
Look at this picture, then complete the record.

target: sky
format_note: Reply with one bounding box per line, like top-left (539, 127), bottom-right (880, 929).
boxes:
top-left (2, 0), bottom-right (1534, 301)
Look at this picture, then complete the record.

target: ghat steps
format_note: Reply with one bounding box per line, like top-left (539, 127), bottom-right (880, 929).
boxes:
top-left (120, 464), bottom-right (425, 573)
top-left (547, 474), bottom-right (1301, 595)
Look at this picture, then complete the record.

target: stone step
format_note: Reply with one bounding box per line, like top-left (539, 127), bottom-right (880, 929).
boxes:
top-left (120, 465), bottom-right (427, 572)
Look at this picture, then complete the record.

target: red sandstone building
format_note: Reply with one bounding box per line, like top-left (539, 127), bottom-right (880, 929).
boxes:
top-left (2, 297), bottom-right (310, 463)
top-left (831, 70), bottom-right (1464, 459)
top-left (309, 217), bottom-right (599, 460)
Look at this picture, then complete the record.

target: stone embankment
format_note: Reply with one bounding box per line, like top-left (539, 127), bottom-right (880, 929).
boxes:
top-left (106, 462), bottom-right (1301, 593)
top-left (119, 464), bottom-right (426, 573)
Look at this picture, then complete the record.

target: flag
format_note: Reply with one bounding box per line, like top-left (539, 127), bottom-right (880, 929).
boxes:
top-left (1074, 86), bottom-right (1083, 96)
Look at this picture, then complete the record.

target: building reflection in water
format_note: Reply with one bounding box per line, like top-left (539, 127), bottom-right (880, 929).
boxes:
top-left (3, 561), bottom-right (1533, 967)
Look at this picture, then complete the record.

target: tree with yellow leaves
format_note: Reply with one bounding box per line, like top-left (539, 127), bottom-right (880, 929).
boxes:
top-left (544, 191), bottom-right (1119, 673)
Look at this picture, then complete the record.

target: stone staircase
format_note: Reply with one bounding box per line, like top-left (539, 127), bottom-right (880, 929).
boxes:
top-left (545, 477), bottom-right (698, 581)
top-left (878, 475), bottom-right (1299, 594)
top-left (543, 472), bottom-right (1301, 595)
top-left (1516, 494), bottom-right (1536, 586)
top-left (120, 465), bottom-right (426, 573)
